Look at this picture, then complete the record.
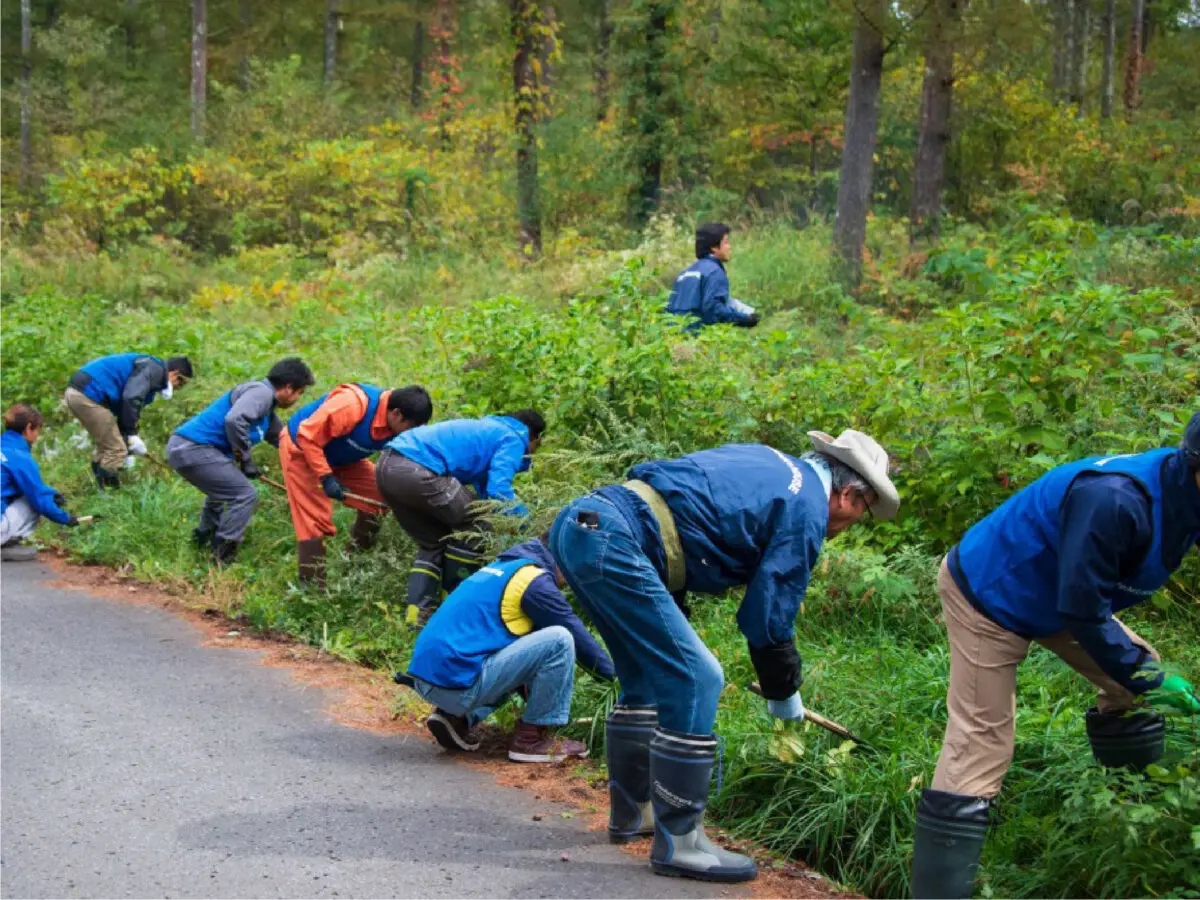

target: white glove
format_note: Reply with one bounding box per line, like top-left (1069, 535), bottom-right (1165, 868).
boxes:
top-left (126, 435), bottom-right (148, 456)
top-left (124, 455), bottom-right (137, 469)
top-left (766, 692), bottom-right (806, 722)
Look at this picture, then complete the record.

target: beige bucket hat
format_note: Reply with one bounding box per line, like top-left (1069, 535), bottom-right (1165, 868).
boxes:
top-left (807, 429), bottom-right (900, 519)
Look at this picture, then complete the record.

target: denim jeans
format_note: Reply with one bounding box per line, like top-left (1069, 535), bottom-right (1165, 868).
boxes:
top-left (550, 493), bottom-right (723, 735)
top-left (412, 626), bottom-right (576, 727)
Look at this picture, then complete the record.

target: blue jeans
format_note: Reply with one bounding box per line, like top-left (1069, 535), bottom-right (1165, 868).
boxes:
top-left (550, 493), bottom-right (723, 735)
top-left (412, 626), bottom-right (576, 727)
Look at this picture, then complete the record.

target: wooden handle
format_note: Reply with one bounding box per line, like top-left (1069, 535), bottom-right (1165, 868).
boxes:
top-left (746, 682), bottom-right (868, 746)
top-left (261, 474), bottom-right (388, 511)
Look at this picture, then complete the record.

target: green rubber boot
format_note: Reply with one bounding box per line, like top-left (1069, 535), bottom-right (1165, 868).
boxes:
top-left (605, 706), bottom-right (657, 842)
top-left (911, 788), bottom-right (990, 899)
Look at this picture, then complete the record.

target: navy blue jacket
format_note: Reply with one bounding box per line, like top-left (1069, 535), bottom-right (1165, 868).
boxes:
top-left (601, 444), bottom-right (827, 699)
top-left (666, 256), bottom-right (756, 329)
top-left (0, 430), bottom-right (71, 525)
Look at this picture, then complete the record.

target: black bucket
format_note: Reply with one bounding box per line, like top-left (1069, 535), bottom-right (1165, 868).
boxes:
top-left (1084, 706), bottom-right (1165, 771)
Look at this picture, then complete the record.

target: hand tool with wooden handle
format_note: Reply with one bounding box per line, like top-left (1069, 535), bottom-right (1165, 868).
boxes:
top-left (747, 682), bottom-right (871, 748)
top-left (260, 475), bottom-right (389, 511)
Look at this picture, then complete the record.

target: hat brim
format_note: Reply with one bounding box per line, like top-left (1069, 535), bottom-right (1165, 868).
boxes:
top-left (808, 431), bottom-right (901, 520)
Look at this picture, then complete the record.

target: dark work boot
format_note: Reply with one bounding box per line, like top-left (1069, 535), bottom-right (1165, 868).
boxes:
top-left (192, 526), bottom-right (216, 548)
top-left (1, 540), bottom-right (39, 562)
top-left (1085, 706), bottom-right (1165, 771)
top-left (211, 537), bottom-right (239, 567)
top-left (442, 541), bottom-right (484, 593)
top-left (405, 551), bottom-right (443, 627)
top-left (606, 706), bottom-right (658, 843)
top-left (649, 728), bottom-right (757, 883)
top-left (95, 466), bottom-right (121, 490)
top-left (349, 511), bottom-right (383, 552)
top-left (911, 788), bottom-right (990, 899)
top-left (297, 538), bottom-right (326, 589)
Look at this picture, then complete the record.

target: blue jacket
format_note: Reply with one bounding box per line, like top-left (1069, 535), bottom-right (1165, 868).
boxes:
top-left (950, 448), bottom-right (1200, 693)
top-left (387, 416), bottom-right (533, 516)
top-left (599, 444), bottom-right (827, 699)
top-left (666, 256), bottom-right (756, 329)
top-left (409, 538), bottom-right (614, 689)
top-left (287, 384), bottom-right (389, 468)
top-left (70, 353), bottom-right (167, 436)
top-left (174, 380), bottom-right (280, 458)
top-left (0, 430), bottom-right (71, 525)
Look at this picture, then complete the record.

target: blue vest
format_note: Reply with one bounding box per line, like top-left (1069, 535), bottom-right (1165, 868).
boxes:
top-left (954, 448), bottom-right (1174, 637)
top-left (174, 387), bottom-right (272, 457)
top-left (80, 353), bottom-right (162, 412)
top-left (286, 384), bottom-right (387, 467)
top-left (408, 557), bottom-right (545, 689)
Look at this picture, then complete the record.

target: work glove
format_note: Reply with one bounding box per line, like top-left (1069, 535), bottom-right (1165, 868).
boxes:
top-left (321, 475), bottom-right (345, 502)
top-left (744, 313), bottom-right (760, 328)
top-left (240, 458), bottom-right (263, 480)
top-left (766, 692), bottom-right (806, 722)
top-left (126, 435), bottom-right (148, 457)
top-left (1146, 674), bottom-right (1200, 715)
top-left (64, 515), bottom-right (80, 527)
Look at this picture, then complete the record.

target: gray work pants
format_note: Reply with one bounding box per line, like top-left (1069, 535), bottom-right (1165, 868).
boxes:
top-left (0, 498), bottom-right (40, 545)
top-left (375, 449), bottom-right (482, 550)
top-left (166, 435), bottom-right (258, 543)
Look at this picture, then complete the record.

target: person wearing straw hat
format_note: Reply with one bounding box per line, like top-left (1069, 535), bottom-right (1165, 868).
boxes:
top-left (549, 431), bottom-right (898, 884)
top-left (911, 410), bottom-right (1200, 900)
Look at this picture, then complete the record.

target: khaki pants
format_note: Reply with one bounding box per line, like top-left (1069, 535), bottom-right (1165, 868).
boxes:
top-left (64, 387), bottom-right (127, 472)
top-left (931, 556), bottom-right (1158, 798)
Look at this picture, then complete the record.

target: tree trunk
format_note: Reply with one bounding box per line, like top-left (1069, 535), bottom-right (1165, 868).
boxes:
top-left (434, 0), bottom-right (455, 147)
top-left (191, 0), bottom-right (207, 143)
top-left (410, 20), bottom-right (425, 111)
top-left (833, 0), bottom-right (885, 287)
top-left (324, 0), bottom-right (340, 87)
top-left (19, 0), bottom-right (32, 192)
top-left (1100, 0), bottom-right (1115, 117)
top-left (1051, 0), bottom-right (1070, 96)
top-left (632, 2), bottom-right (669, 226)
top-left (594, 0), bottom-right (611, 120)
top-left (1073, 2), bottom-right (1090, 113)
top-left (1062, 0), bottom-right (1076, 100)
top-left (124, 0), bottom-right (136, 56)
top-left (512, 0), bottom-right (543, 258)
top-left (1123, 0), bottom-right (1144, 121)
top-left (910, 0), bottom-right (962, 244)
top-left (238, 0), bottom-right (253, 89)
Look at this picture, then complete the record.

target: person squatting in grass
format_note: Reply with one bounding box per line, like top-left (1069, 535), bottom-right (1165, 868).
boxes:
top-left (403, 535), bottom-right (615, 763)
top-left (911, 410), bottom-right (1200, 900)
top-left (166, 358), bottom-right (315, 566)
top-left (279, 383), bottom-right (433, 588)
top-left (666, 222), bottom-right (760, 332)
top-left (64, 352), bottom-right (193, 489)
top-left (549, 430), bottom-right (899, 884)
top-left (1, 404), bottom-right (80, 561)
top-left (375, 409), bottom-right (546, 627)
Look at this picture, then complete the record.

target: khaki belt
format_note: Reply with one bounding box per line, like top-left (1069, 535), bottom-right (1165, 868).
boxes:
top-left (623, 479), bottom-right (686, 593)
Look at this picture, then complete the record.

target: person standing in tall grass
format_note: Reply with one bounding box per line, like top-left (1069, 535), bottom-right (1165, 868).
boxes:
top-left (912, 411), bottom-right (1200, 900)
top-left (550, 430), bottom-right (898, 884)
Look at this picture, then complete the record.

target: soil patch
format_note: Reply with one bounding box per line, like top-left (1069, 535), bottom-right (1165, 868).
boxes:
top-left (39, 551), bottom-right (853, 899)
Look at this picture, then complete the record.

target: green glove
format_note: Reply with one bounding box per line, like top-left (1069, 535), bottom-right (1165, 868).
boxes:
top-left (1146, 674), bottom-right (1200, 715)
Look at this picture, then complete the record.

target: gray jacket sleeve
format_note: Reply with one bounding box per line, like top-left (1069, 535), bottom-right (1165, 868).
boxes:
top-left (223, 382), bottom-right (277, 460)
top-left (265, 413), bottom-right (283, 449)
top-left (119, 358), bottom-right (167, 436)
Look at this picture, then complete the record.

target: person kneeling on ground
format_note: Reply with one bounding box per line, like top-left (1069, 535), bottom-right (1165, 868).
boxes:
top-left (1, 404), bottom-right (79, 560)
top-left (666, 222), bottom-right (759, 332)
top-left (64, 352), bottom-right (192, 489)
top-left (376, 409), bottom-right (546, 625)
top-left (280, 383), bottom-right (433, 587)
top-left (167, 358), bottom-right (315, 566)
top-left (911, 411), bottom-right (1200, 900)
top-left (549, 432), bottom-right (899, 883)
top-left (405, 535), bottom-right (613, 763)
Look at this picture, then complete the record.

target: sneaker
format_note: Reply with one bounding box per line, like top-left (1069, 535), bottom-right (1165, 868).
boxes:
top-left (427, 709), bottom-right (480, 752)
top-left (1, 541), bottom-right (38, 562)
top-left (507, 721), bottom-right (589, 763)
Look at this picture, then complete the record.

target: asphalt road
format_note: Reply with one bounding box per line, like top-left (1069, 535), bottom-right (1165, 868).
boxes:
top-left (1, 558), bottom-right (738, 899)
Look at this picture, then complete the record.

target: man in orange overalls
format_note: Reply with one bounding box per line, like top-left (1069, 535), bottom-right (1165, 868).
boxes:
top-left (280, 383), bottom-right (433, 586)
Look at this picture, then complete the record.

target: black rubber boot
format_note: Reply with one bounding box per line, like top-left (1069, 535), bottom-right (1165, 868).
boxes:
top-left (405, 550), bottom-right (443, 627)
top-left (192, 526), bottom-right (215, 548)
top-left (442, 541), bottom-right (484, 593)
top-left (349, 511), bottom-right (383, 552)
top-left (911, 788), bottom-right (990, 899)
top-left (648, 728), bottom-right (757, 883)
top-left (297, 538), bottom-right (326, 589)
top-left (211, 537), bottom-right (239, 567)
top-left (1085, 706), bottom-right (1165, 771)
top-left (606, 706), bottom-right (658, 842)
top-left (95, 465), bottom-right (121, 490)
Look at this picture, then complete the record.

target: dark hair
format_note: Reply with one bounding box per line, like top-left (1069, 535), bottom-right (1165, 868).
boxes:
top-left (1184, 411), bottom-right (1200, 471)
top-left (4, 404), bottom-right (44, 434)
top-left (695, 222), bottom-right (731, 259)
top-left (167, 356), bottom-right (194, 379)
top-left (507, 409), bottom-right (546, 441)
top-left (267, 357), bottom-right (315, 391)
top-left (388, 385), bottom-right (433, 425)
